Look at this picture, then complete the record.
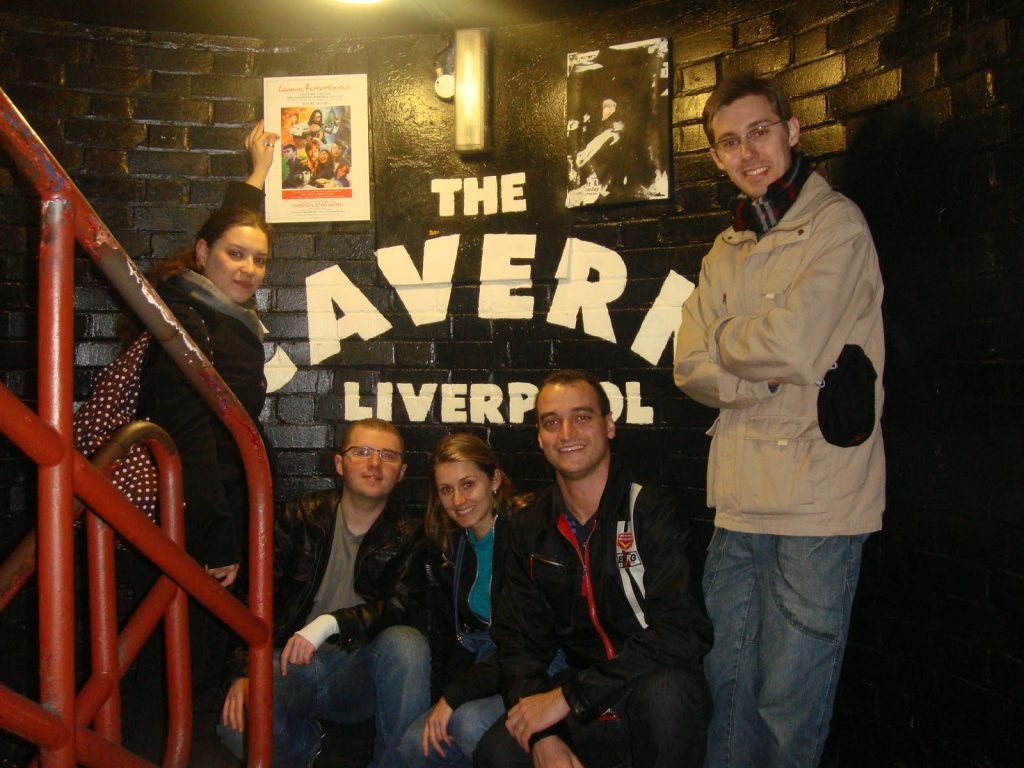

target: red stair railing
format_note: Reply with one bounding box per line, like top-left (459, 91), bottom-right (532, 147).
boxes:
top-left (0, 87), bottom-right (274, 767)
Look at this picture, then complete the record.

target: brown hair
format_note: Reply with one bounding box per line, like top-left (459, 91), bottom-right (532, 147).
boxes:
top-left (118, 204), bottom-right (271, 340)
top-left (536, 369), bottom-right (611, 420)
top-left (702, 73), bottom-right (793, 145)
top-left (424, 433), bottom-right (531, 558)
top-left (146, 204), bottom-right (273, 287)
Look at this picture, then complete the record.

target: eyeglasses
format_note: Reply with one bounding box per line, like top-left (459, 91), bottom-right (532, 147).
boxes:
top-left (712, 121), bottom-right (784, 155)
top-left (342, 445), bottom-right (404, 464)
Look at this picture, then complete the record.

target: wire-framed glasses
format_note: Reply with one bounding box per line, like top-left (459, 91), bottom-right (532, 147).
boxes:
top-left (342, 445), bottom-right (404, 464)
top-left (712, 120), bottom-right (785, 155)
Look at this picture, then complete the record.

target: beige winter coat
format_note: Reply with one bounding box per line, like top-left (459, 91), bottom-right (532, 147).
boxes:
top-left (674, 172), bottom-right (885, 536)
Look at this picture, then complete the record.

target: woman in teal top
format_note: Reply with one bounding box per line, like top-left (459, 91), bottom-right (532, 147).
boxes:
top-left (399, 433), bottom-right (531, 768)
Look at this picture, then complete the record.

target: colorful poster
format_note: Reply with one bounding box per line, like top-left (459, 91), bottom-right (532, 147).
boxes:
top-left (263, 74), bottom-right (371, 222)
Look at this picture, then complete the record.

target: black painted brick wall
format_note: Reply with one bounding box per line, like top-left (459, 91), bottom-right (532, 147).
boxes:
top-left (0, 1), bottom-right (1022, 765)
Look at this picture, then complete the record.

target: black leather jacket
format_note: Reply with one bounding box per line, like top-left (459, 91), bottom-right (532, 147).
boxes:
top-left (226, 488), bottom-right (422, 681)
top-left (492, 462), bottom-right (712, 731)
top-left (272, 489), bottom-right (423, 649)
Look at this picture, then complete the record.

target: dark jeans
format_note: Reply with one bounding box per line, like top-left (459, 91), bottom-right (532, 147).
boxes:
top-left (119, 550), bottom-right (232, 762)
top-left (118, 547), bottom-right (232, 695)
top-left (473, 667), bottom-right (709, 768)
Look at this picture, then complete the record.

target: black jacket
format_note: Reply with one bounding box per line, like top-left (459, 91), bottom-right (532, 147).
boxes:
top-left (272, 489), bottom-right (423, 649)
top-left (422, 516), bottom-right (510, 709)
top-left (136, 181), bottom-right (267, 568)
top-left (492, 462), bottom-right (712, 729)
top-left (226, 488), bottom-right (423, 681)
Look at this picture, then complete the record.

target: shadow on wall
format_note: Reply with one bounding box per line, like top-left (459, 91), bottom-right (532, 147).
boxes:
top-left (819, 104), bottom-right (953, 767)
top-left (822, 94), bottom-right (1024, 766)
top-left (835, 103), bottom-right (951, 395)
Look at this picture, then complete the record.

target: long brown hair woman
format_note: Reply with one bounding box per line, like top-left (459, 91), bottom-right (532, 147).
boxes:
top-left (120, 122), bottom-right (279, 761)
top-left (401, 433), bottom-right (532, 768)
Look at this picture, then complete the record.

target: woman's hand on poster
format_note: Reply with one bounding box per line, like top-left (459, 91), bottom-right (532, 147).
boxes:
top-left (244, 120), bottom-right (279, 190)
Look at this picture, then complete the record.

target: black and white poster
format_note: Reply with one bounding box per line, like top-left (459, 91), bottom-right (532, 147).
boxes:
top-left (565, 38), bottom-right (671, 208)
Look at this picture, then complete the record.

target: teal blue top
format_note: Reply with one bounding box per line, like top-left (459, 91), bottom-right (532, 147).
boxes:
top-left (467, 525), bottom-right (495, 623)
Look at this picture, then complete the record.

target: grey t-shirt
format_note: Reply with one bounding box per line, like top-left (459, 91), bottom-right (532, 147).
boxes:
top-left (305, 503), bottom-right (366, 625)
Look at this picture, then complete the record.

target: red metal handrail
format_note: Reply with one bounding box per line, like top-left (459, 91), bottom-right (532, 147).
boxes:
top-left (0, 339), bottom-right (193, 768)
top-left (83, 422), bottom-right (189, 764)
top-left (0, 87), bottom-right (274, 766)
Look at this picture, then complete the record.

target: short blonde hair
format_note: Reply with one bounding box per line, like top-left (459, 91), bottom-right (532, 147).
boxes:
top-left (339, 418), bottom-right (403, 453)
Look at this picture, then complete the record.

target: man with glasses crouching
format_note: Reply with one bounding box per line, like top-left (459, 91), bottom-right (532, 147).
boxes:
top-left (218, 418), bottom-right (428, 767)
top-left (674, 74), bottom-right (885, 767)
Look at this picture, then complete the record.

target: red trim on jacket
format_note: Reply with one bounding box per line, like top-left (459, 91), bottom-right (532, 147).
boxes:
top-left (556, 513), bottom-right (616, 661)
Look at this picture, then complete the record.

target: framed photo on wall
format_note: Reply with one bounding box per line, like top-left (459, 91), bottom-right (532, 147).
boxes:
top-left (565, 37), bottom-right (671, 208)
top-left (263, 74), bottom-right (371, 222)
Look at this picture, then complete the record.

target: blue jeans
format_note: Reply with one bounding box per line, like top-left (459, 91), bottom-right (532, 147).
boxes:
top-left (397, 694), bottom-right (505, 768)
top-left (701, 530), bottom-right (867, 768)
top-left (218, 625), bottom-right (430, 768)
top-left (397, 629), bottom-right (503, 768)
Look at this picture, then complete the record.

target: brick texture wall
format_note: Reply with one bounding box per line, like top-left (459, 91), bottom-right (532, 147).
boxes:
top-left (0, 1), bottom-right (1021, 765)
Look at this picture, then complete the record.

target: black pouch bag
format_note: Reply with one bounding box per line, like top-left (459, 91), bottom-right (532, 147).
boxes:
top-left (816, 344), bottom-right (877, 447)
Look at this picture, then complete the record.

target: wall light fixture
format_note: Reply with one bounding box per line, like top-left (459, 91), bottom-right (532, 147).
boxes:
top-left (455, 28), bottom-right (491, 153)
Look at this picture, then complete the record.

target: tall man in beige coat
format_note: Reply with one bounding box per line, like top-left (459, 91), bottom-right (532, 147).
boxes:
top-left (673, 74), bottom-right (885, 768)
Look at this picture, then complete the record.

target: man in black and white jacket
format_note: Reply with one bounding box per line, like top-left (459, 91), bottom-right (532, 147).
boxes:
top-left (476, 370), bottom-right (711, 768)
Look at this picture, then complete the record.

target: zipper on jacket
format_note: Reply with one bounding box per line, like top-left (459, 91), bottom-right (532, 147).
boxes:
top-left (529, 553), bottom-right (568, 579)
top-left (556, 514), bottom-right (616, 661)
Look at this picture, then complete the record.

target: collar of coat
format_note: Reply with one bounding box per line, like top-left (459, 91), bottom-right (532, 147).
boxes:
top-left (170, 269), bottom-right (266, 341)
top-left (548, 460), bottom-right (634, 527)
top-left (721, 171), bottom-right (833, 247)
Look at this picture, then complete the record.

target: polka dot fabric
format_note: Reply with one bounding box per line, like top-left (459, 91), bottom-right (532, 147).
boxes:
top-left (73, 332), bottom-right (160, 527)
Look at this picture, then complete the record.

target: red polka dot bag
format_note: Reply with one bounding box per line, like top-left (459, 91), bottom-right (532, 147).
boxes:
top-left (73, 332), bottom-right (160, 527)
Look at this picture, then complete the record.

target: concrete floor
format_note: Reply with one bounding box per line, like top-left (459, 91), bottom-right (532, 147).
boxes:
top-left (129, 690), bottom-right (374, 767)
top-left (188, 703), bottom-right (374, 767)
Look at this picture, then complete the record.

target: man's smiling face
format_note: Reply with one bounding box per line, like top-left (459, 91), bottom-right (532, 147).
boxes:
top-left (334, 425), bottom-right (406, 502)
top-left (536, 380), bottom-right (615, 483)
top-left (710, 93), bottom-right (800, 200)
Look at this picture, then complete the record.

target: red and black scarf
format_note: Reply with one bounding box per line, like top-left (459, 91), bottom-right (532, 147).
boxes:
top-left (732, 152), bottom-right (813, 236)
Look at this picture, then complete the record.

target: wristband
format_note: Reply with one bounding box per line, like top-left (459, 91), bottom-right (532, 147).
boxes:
top-left (296, 614), bottom-right (339, 650)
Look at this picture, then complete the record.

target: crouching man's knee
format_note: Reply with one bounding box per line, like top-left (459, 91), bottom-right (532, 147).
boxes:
top-left (473, 714), bottom-right (528, 768)
top-left (372, 625), bottom-right (429, 668)
top-left (625, 667), bottom-right (710, 768)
